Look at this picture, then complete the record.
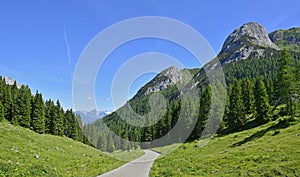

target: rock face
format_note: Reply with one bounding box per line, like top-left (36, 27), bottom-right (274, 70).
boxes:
top-left (269, 27), bottom-right (300, 52)
top-left (144, 67), bottom-right (183, 95)
top-left (134, 66), bottom-right (184, 97)
top-left (219, 22), bottom-right (279, 65)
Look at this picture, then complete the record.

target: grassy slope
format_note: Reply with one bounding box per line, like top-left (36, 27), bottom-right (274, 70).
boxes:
top-left (0, 121), bottom-right (125, 177)
top-left (151, 119), bottom-right (300, 177)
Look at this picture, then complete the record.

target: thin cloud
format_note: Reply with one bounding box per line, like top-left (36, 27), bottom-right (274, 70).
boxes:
top-left (63, 26), bottom-right (71, 65)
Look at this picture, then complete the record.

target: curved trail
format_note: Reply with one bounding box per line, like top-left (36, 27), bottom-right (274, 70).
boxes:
top-left (98, 150), bottom-right (160, 177)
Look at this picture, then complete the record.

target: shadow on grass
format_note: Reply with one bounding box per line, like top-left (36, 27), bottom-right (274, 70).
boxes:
top-left (218, 118), bottom-right (260, 136)
top-left (231, 118), bottom-right (292, 147)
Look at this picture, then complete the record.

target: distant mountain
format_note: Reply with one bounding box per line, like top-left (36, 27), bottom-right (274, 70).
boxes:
top-left (3, 76), bottom-right (22, 88)
top-left (75, 109), bottom-right (112, 125)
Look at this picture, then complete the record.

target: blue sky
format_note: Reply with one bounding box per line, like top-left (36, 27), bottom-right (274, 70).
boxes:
top-left (1, 0), bottom-right (299, 111)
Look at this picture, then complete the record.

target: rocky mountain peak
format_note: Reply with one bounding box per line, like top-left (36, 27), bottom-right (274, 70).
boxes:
top-left (219, 22), bottom-right (279, 65)
top-left (221, 22), bottom-right (279, 53)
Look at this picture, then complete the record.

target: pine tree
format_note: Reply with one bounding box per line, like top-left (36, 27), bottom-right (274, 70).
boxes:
top-left (0, 101), bottom-right (4, 122)
top-left (254, 79), bottom-right (271, 124)
top-left (10, 81), bottom-right (19, 124)
top-left (58, 107), bottom-right (65, 136)
top-left (64, 109), bottom-right (78, 139)
top-left (44, 99), bottom-right (54, 134)
top-left (3, 86), bottom-right (12, 121)
top-left (241, 78), bottom-right (254, 114)
top-left (265, 80), bottom-right (274, 105)
top-left (47, 100), bottom-right (59, 135)
top-left (274, 49), bottom-right (297, 116)
top-left (0, 77), bottom-right (5, 100)
top-left (31, 91), bottom-right (46, 133)
top-left (226, 79), bottom-right (245, 131)
top-left (49, 100), bottom-right (65, 136)
top-left (14, 85), bottom-right (32, 128)
top-left (195, 85), bottom-right (212, 138)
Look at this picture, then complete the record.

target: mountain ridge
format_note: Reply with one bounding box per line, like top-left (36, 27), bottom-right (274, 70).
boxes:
top-left (86, 22), bottom-right (300, 151)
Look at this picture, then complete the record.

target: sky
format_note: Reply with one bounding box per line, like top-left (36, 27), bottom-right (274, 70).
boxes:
top-left (0, 0), bottom-right (299, 111)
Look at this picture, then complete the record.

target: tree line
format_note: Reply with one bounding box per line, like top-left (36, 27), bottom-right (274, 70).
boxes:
top-left (0, 78), bottom-right (90, 145)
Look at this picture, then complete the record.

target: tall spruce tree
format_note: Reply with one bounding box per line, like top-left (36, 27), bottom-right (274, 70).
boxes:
top-left (3, 86), bottom-right (12, 121)
top-left (226, 79), bottom-right (245, 131)
top-left (54, 100), bottom-right (64, 136)
top-left (195, 85), bottom-right (212, 138)
top-left (274, 49), bottom-right (297, 117)
top-left (14, 85), bottom-right (32, 128)
top-left (241, 78), bottom-right (254, 114)
top-left (254, 79), bottom-right (271, 124)
top-left (31, 91), bottom-right (45, 133)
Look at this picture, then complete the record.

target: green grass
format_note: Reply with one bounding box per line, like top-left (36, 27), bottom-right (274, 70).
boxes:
top-left (0, 121), bottom-right (126, 177)
top-left (150, 118), bottom-right (300, 177)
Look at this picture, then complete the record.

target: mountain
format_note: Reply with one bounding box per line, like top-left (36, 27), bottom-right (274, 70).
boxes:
top-left (269, 27), bottom-right (300, 52)
top-left (86, 22), bottom-right (300, 151)
top-left (3, 76), bottom-right (22, 88)
top-left (75, 109), bottom-right (112, 125)
top-left (218, 22), bottom-right (280, 65)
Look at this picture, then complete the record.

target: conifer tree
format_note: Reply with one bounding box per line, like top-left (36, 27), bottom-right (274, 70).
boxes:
top-left (14, 86), bottom-right (32, 128)
top-left (254, 79), bottom-right (271, 124)
top-left (31, 91), bottom-right (45, 133)
top-left (195, 85), bottom-right (212, 138)
top-left (241, 78), bottom-right (254, 114)
top-left (48, 100), bottom-right (64, 136)
top-left (3, 86), bottom-right (12, 121)
top-left (226, 79), bottom-right (245, 131)
top-left (274, 49), bottom-right (297, 116)
top-left (44, 99), bottom-right (54, 134)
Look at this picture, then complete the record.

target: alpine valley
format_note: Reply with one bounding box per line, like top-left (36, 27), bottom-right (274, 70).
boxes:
top-left (1, 22), bottom-right (299, 177)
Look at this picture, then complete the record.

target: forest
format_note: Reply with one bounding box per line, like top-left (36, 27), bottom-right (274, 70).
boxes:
top-left (85, 49), bottom-right (300, 152)
top-left (0, 78), bottom-right (91, 145)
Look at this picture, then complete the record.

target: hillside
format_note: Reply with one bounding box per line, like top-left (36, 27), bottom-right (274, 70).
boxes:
top-left (150, 118), bottom-right (300, 176)
top-left (85, 22), bottom-right (300, 152)
top-left (0, 121), bottom-right (123, 177)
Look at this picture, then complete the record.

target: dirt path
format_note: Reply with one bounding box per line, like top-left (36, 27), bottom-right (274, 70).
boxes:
top-left (98, 150), bottom-right (160, 177)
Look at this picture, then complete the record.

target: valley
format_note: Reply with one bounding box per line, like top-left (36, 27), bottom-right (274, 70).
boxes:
top-left (1, 19), bottom-right (300, 177)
